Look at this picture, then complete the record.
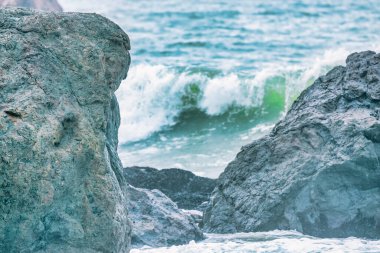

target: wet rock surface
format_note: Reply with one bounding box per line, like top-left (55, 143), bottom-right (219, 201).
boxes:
top-left (0, 9), bottom-right (131, 252)
top-left (0, 0), bottom-right (62, 11)
top-left (124, 166), bottom-right (217, 211)
top-left (126, 186), bottom-right (204, 248)
top-left (203, 51), bottom-right (380, 238)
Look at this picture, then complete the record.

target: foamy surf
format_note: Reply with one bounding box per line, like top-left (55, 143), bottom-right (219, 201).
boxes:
top-left (131, 230), bottom-right (380, 253)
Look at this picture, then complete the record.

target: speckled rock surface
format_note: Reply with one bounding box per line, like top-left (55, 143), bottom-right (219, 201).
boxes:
top-left (0, 0), bottom-right (62, 11)
top-left (126, 186), bottom-right (204, 248)
top-left (124, 166), bottom-right (217, 211)
top-left (203, 51), bottom-right (380, 238)
top-left (0, 9), bottom-right (131, 252)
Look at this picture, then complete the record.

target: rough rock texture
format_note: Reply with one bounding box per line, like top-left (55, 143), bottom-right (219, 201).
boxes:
top-left (182, 209), bottom-right (203, 225)
top-left (124, 166), bottom-right (217, 210)
top-left (203, 51), bottom-right (380, 238)
top-left (0, 0), bottom-right (62, 11)
top-left (0, 9), bottom-right (131, 252)
top-left (126, 186), bottom-right (204, 248)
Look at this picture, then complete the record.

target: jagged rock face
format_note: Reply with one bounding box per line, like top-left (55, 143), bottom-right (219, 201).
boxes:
top-left (0, 9), bottom-right (131, 253)
top-left (126, 186), bottom-right (204, 248)
top-left (124, 167), bottom-right (217, 210)
top-left (203, 51), bottom-right (380, 238)
top-left (0, 0), bottom-right (62, 11)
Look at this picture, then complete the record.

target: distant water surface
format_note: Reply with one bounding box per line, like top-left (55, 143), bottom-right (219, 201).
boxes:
top-left (60, 0), bottom-right (380, 178)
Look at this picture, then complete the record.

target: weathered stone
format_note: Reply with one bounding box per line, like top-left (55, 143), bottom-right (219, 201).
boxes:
top-left (0, 0), bottom-right (62, 11)
top-left (182, 209), bottom-right (203, 225)
top-left (203, 51), bottom-right (380, 239)
top-left (124, 166), bottom-right (217, 211)
top-left (0, 9), bottom-right (131, 252)
top-left (126, 186), bottom-right (204, 248)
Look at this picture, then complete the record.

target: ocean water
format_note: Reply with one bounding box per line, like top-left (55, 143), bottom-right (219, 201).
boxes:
top-left (59, 0), bottom-right (380, 178)
top-left (130, 231), bottom-right (380, 253)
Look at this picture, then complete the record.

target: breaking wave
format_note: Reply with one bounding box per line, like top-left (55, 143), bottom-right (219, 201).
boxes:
top-left (116, 48), bottom-right (350, 143)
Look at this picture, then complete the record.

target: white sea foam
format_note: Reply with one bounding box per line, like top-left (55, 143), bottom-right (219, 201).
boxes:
top-left (282, 48), bottom-right (349, 112)
top-left (117, 63), bottom-right (269, 143)
top-left (116, 64), bottom-right (201, 142)
top-left (131, 230), bottom-right (380, 253)
top-left (200, 69), bottom-right (274, 115)
top-left (181, 209), bottom-right (203, 217)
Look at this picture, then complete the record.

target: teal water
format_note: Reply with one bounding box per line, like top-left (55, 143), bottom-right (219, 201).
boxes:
top-left (61, 0), bottom-right (380, 178)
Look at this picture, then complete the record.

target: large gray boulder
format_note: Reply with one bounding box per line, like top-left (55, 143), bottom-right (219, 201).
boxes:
top-left (0, 9), bottom-right (131, 252)
top-left (0, 0), bottom-right (62, 11)
top-left (126, 186), bottom-right (204, 248)
top-left (203, 51), bottom-right (380, 238)
top-left (124, 167), bottom-right (217, 211)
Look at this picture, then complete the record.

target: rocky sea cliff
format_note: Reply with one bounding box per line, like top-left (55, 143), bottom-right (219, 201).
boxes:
top-left (0, 8), bottom-right (131, 252)
top-left (203, 51), bottom-right (380, 238)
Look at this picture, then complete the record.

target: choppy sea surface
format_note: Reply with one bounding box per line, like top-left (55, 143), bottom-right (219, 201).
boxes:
top-left (60, 0), bottom-right (380, 178)
top-left (130, 231), bottom-right (380, 253)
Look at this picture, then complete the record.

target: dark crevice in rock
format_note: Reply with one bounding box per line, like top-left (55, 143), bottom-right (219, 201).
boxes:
top-left (4, 109), bottom-right (22, 118)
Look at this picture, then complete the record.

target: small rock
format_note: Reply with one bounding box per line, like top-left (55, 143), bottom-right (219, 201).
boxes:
top-left (126, 186), bottom-right (204, 248)
top-left (124, 166), bottom-right (217, 211)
